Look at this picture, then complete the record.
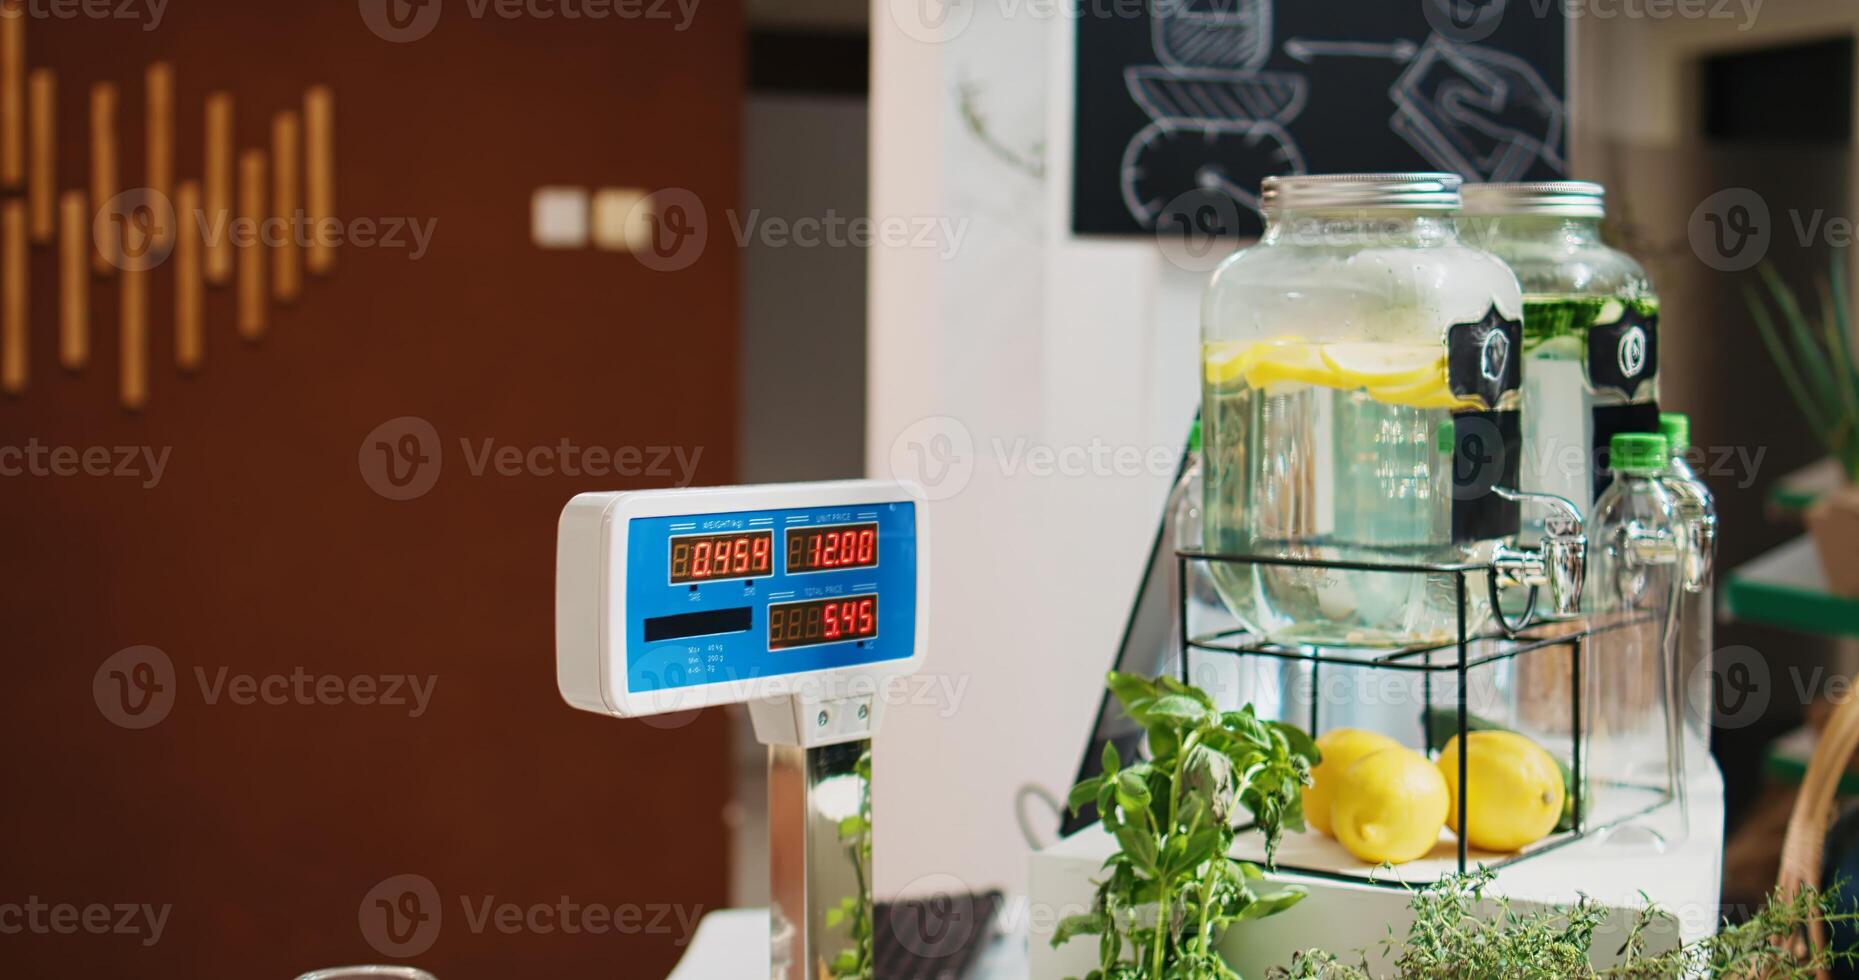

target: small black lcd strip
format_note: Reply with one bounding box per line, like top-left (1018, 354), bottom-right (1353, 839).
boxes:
top-left (643, 607), bottom-right (753, 642)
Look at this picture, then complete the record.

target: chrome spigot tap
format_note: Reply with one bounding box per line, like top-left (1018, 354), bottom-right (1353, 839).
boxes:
top-left (1491, 488), bottom-right (1588, 623)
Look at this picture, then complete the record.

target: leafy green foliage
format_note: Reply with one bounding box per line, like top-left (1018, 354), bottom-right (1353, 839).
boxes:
top-left (825, 750), bottom-right (874, 979)
top-left (1053, 672), bottom-right (1319, 979)
top-left (1744, 254), bottom-right (1859, 482)
top-left (1269, 869), bottom-right (1858, 979)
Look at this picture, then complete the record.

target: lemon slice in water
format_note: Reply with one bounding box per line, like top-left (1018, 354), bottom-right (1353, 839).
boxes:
top-left (1243, 342), bottom-right (1337, 390)
top-left (1320, 343), bottom-right (1442, 390)
top-left (1365, 373), bottom-right (1472, 410)
top-left (1203, 342), bottom-right (1254, 386)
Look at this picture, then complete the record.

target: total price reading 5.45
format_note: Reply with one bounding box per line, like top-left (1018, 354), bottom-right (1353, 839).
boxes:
top-left (768, 595), bottom-right (878, 650)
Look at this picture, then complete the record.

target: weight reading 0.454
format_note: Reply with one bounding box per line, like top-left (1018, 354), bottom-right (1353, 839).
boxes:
top-left (768, 595), bottom-right (878, 651)
top-left (669, 530), bottom-right (774, 584)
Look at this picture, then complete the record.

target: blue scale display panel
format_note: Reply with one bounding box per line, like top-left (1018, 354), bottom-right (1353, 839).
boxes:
top-left (624, 500), bottom-right (918, 693)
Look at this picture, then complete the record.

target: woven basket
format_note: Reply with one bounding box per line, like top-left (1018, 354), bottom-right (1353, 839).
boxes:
top-left (1775, 695), bottom-right (1859, 978)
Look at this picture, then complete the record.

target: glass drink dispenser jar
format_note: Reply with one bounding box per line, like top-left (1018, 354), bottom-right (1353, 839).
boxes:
top-left (1460, 182), bottom-right (1661, 524)
top-left (1200, 173), bottom-right (1530, 647)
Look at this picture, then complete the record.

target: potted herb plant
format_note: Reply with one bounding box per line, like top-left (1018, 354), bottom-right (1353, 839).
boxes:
top-left (1746, 257), bottom-right (1859, 596)
top-left (1052, 672), bottom-right (1319, 979)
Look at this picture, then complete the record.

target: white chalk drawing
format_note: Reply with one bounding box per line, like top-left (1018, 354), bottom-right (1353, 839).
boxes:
top-left (1121, 118), bottom-right (1305, 225)
top-left (1153, 0), bottom-right (1274, 72)
top-left (1110, 0), bottom-right (1565, 232)
top-left (1390, 34), bottom-right (1565, 181)
top-left (1119, 0), bottom-right (1310, 230)
top-left (1282, 39), bottom-right (1418, 64)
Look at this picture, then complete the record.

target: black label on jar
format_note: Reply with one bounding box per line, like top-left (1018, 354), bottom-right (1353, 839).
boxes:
top-left (1450, 409), bottom-right (1522, 544)
top-left (1586, 307), bottom-right (1658, 399)
top-left (1447, 307), bottom-right (1524, 410)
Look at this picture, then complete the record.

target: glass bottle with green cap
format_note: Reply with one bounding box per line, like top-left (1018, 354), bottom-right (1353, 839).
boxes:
top-left (1460, 182), bottom-right (1661, 527)
top-left (1658, 413), bottom-right (1717, 590)
top-left (1587, 431), bottom-right (1687, 844)
top-left (1658, 412), bottom-right (1718, 766)
top-left (1591, 432), bottom-right (1685, 605)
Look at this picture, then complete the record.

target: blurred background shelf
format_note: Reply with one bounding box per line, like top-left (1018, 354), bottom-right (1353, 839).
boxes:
top-left (1723, 536), bottom-right (1859, 640)
top-left (1768, 457), bottom-right (1844, 519)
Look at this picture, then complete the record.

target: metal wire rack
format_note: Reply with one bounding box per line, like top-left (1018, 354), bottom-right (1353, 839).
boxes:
top-left (1176, 548), bottom-right (1676, 887)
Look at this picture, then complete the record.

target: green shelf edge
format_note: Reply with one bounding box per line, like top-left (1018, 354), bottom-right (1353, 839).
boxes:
top-left (1723, 567), bottom-right (1859, 640)
top-left (1765, 747), bottom-right (1859, 794)
top-left (1769, 484), bottom-right (1821, 515)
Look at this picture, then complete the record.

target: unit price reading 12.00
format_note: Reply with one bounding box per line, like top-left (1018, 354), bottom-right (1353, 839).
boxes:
top-left (786, 522), bottom-right (878, 574)
top-left (768, 595), bottom-right (878, 650)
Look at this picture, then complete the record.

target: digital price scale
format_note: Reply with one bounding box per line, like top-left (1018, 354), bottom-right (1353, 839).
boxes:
top-left (557, 480), bottom-right (927, 979)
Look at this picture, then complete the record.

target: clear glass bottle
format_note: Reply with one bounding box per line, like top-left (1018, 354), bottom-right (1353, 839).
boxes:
top-left (1587, 432), bottom-right (1685, 840)
top-left (1460, 182), bottom-right (1661, 528)
top-left (1200, 173), bottom-right (1525, 648)
top-left (1658, 412), bottom-right (1717, 769)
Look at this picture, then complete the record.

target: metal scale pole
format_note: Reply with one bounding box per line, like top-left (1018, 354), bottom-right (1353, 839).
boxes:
top-left (752, 692), bottom-right (878, 980)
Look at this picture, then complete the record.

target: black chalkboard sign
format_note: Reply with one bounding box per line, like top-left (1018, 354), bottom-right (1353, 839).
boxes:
top-left (1072, 0), bottom-right (1568, 237)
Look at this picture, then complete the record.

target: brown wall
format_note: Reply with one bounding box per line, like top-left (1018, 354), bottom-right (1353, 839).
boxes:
top-left (0, 3), bottom-right (741, 976)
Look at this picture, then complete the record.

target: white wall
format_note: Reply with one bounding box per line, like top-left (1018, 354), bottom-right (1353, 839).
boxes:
top-left (868, 1), bottom-right (1204, 898)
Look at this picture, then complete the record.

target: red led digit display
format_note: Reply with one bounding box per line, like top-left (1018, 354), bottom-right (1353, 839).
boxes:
top-left (768, 595), bottom-right (878, 650)
top-left (669, 530), bottom-right (774, 584)
top-left (785, 523), bottom-right (879, 574)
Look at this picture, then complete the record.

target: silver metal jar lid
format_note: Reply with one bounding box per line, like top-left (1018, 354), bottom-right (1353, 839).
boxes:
top-left (1260, 173), bottom-right (1462, 213)
top-left (1461, 181), bottom-right (1606, 219)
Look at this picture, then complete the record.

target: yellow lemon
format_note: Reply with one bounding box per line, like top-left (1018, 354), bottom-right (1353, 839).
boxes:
top-left (1437, 731), bottom-right (1566, 852)
top-left (1319, 342), bottom-right (1442, 390)
top-left (1304, 728), bottom-right (1403, 837)
top-left (1331, 747), bottom-right (1448, 865)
